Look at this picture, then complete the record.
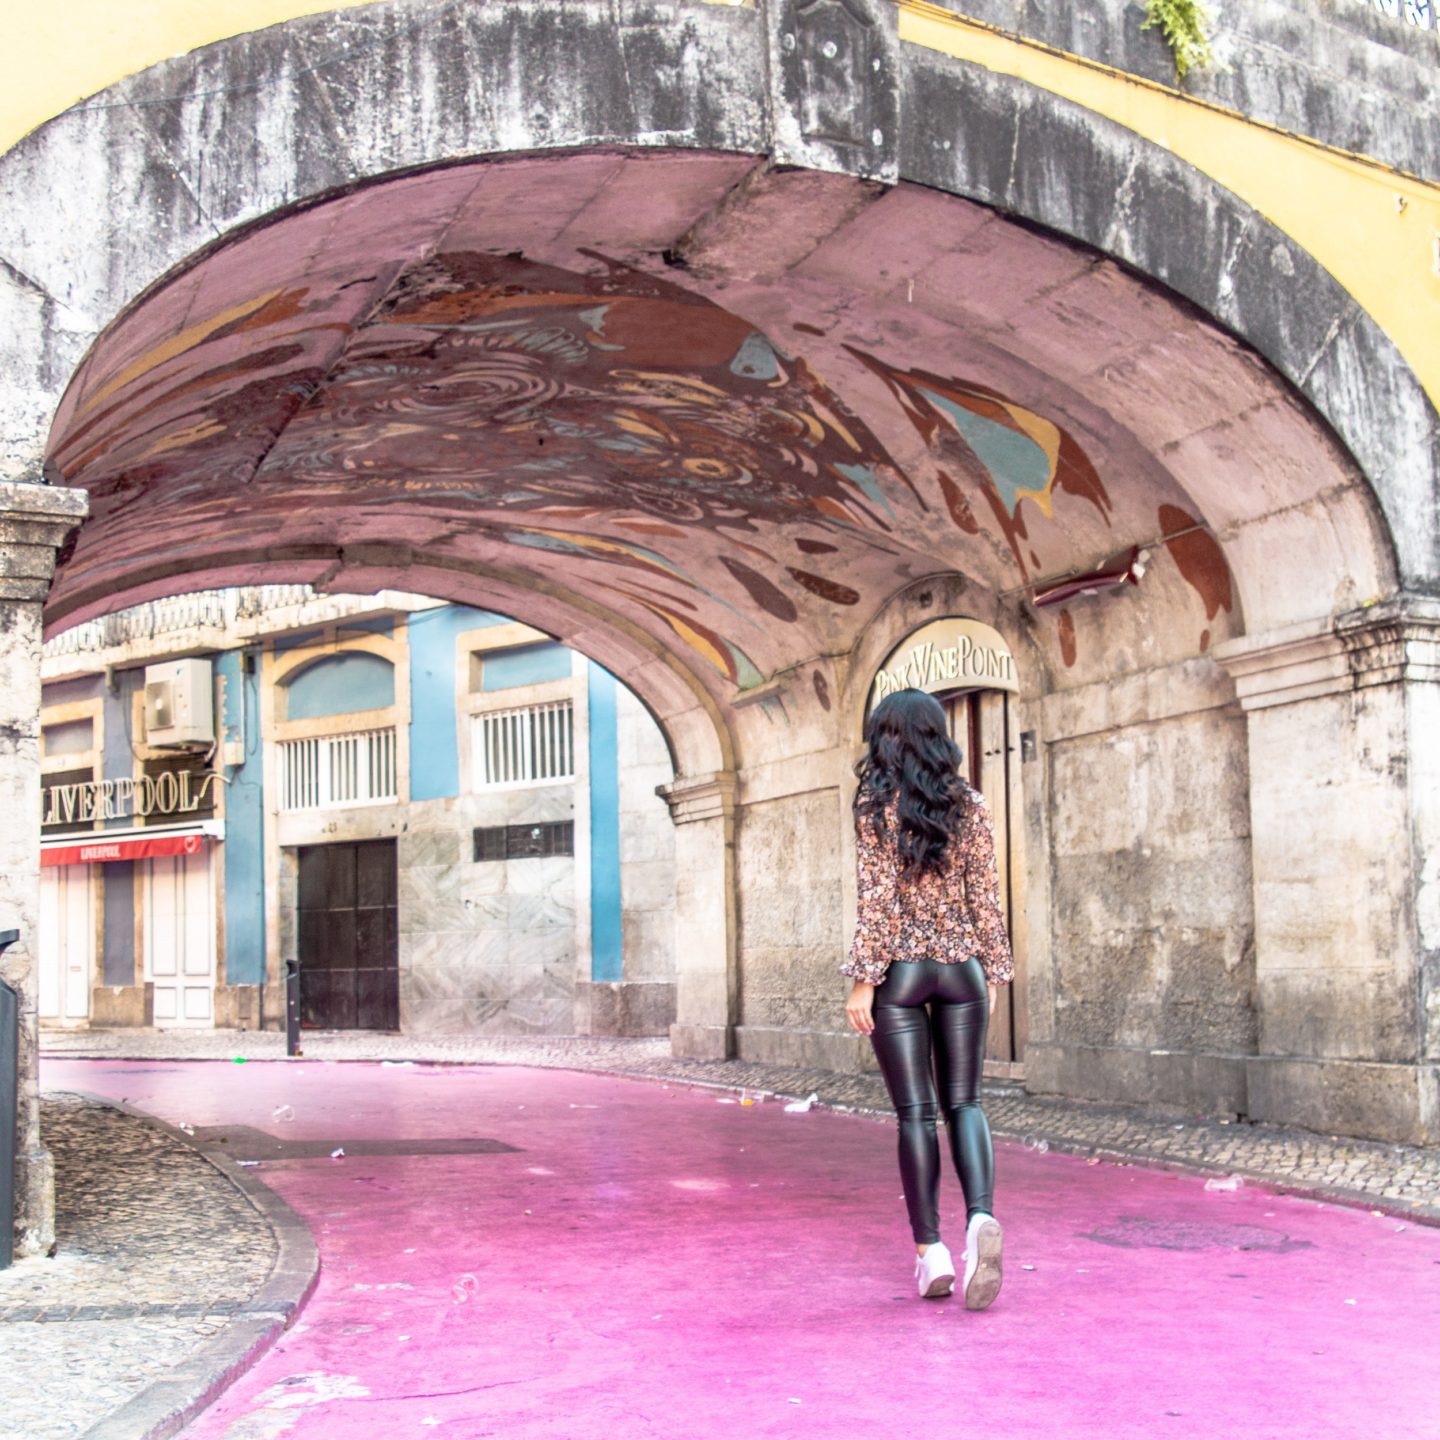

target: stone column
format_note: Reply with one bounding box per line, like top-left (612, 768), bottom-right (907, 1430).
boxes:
top-left (1215, 597), bottom-right (1440, 1144)
top-left (658, 771), bottom-right (738, 1060)
top-left (0, 481), bottom-right (88, 1256)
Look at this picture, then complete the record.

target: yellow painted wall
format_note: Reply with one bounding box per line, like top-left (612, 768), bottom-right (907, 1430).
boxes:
top-left (4, 1), bottom-right (1438, 403)
top-left (1, 0), bottom-right (378, 154)
top-left (896, 1), bottom-right (1440, 410)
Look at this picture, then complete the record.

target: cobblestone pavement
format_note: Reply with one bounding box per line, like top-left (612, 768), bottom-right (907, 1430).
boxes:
top-left (0, 1093), bottom-right (278, 1440)
top-left (43, 1028), bottom-right (1440, 1221)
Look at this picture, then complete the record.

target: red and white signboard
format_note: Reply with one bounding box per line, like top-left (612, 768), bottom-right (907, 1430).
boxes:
top-left (42, 833), bottom-right (209, 868)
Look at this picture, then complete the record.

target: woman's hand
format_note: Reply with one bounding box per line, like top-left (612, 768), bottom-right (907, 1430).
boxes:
top-left (988, 983), bottom-right (997, 1014)
top-left (845, 981), bottom-right (876, 1035)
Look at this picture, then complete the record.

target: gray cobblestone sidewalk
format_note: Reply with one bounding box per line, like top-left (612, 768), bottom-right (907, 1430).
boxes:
top-left (0, 1094), bottom-right (279, 1440)
top-left (44, 1028), bottom-right (1440, 1222)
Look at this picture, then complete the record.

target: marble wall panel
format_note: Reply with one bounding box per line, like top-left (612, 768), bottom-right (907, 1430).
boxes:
top-left (402, 929), bottom-right (508, 984)
top-left (510, 928), bottom-right (573, 969)
top-left (506, 855), bottom-right (574, 898)
top-left (401, 827), bottom-right (462, 868)
top-left (509, 892), bottom-right (575, 933)
top-left (398, 863), bottom-right (468, 933)
top-left (461, 961), bottom-right (573, 1034)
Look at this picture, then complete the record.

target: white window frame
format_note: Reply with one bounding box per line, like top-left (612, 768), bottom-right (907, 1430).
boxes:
top-left (471, 700), bottom-right (576, 791)
top-left (278, 726), bottom-right (399, 811)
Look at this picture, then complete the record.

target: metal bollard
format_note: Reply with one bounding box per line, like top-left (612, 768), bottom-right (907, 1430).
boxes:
top-left (285, 959), bottom-right (302, 1058)
top-left (0, 928), bottom-right (19, 1272)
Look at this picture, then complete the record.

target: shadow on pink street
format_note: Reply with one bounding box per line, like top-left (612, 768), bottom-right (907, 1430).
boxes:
top-left (46, 1059), bottom-right (1440, 1440)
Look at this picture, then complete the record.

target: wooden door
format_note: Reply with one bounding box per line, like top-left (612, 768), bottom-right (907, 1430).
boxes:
top-left (143, 850), bottom-right (215, 1027)
top-left (296, 839), bottom-right (398, 1030)
top-left (39, 865), bottom-right (93, 1024)
top-left (946, 691), bottom-right (1028, 1077)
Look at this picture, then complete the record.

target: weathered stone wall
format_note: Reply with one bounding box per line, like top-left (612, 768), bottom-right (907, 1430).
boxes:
top-left (1047, 707), bottom-right (1255, 1051)
top-left (733, 784), bottom-right (874, 1072)
top-left (1214, 600), bottom-right (1440, 1142)
top-left (0, 482), bottom-right (87, 1256)
top-left (1027, 685), bottom-right (1256, 1111)
top-left (616, 685), bottom-right (678, 1010)
top-left (938, 0), bottom-right (1439, 182)
top-left (1247, 687), bottom-right (1415, 1062)
top-left (1, 593), bottom-right (52, 1252)
top-left (1415, 676), bottom-right (1440, 1073)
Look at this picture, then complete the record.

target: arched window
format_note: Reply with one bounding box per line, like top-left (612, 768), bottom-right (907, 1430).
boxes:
top-left (283, 652), bottom-right (395, 720)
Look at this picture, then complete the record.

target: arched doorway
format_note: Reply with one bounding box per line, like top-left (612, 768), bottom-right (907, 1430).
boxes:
top-left (867, 617), bottom-right (1027, 1075)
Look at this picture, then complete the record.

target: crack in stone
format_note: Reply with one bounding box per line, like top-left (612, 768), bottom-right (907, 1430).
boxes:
top-left (1296, 304), bottom-right (1351, 390)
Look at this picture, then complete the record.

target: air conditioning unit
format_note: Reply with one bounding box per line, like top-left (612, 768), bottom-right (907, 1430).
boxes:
top-left (144, 658), bottom-right (215, 747)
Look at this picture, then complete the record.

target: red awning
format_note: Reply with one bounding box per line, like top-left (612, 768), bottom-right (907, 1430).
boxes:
top-left (42, 832), bottom-right (211, 867)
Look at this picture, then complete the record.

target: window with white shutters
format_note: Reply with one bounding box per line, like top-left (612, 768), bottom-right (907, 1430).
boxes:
top-left (279, 727), bottom-right (398, 810)
top-left (471, 700), bottom-right (574, 789)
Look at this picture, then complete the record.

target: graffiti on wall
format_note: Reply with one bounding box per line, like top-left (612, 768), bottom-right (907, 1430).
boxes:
top-left (846, 346), bottom-right (1113, 583)
top-left (51, 253), bottom-right (924, 688)
top-left (848, 347), bottom-right (1234, 661)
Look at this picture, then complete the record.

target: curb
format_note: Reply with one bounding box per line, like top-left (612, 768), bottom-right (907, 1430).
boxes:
top-left (70, 1092), bottom-right (320, 1440)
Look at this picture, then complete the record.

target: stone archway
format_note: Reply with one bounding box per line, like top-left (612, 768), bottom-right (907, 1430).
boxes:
top-left (1, 1), bottom-right (1432, 588)
top-left (5, 0), bottom-right (1439, 1258)
top-left (32, 152), bottom-right (1403, 1105)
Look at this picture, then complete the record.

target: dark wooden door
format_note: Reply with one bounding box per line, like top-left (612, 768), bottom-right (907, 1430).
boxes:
top-left (296, 839), bottom-right (398, 1030)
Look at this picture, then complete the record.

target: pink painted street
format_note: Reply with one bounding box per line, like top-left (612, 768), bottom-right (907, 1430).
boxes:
top-left (47, 1058), bottom-right (1440, 1440)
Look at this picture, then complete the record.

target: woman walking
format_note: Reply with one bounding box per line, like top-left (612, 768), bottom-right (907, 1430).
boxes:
top-left (842, 687), bottom-right (1015, 1306)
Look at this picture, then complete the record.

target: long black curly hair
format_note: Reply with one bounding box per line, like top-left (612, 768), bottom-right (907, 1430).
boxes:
top-left (853, 688), bottom-right (969, 880)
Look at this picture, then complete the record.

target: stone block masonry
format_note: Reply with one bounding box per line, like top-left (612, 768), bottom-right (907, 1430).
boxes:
top-left (0, 481), bottom-right (87, 1256)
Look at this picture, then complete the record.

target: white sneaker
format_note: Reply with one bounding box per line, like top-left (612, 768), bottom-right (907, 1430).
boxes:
top-left (963, 1213), bottom-right (1003, 1311)
top-left (915, 1241), bottom-right (956, 1299)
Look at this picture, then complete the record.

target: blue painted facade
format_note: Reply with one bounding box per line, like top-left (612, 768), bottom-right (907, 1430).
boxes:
top-left (285, 651), bottom-right (395, 719)
top-left (480, 642), bottom-right (572, 691)
top-left (217, 649), bottom-right (266, 985)
top-left (587, 663), bottom-right (624, 984)
top-left (103, 671), bottom-right (140, 825)
top-left (407, 605), bottom-right (507, 802)
top-left (39, 598), bottom-right (662, 1030)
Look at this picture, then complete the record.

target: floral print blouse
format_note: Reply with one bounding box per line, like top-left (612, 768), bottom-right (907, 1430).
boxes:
top-left (842, 784), bottom-right (1015, 988)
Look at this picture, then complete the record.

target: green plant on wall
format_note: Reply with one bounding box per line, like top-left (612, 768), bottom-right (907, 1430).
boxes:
top-left (1143, 0), bottom-right (1216, 80)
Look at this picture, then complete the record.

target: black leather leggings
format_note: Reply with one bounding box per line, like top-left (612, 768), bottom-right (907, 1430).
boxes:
top-left (870, 958), bottom-right (994, 1245)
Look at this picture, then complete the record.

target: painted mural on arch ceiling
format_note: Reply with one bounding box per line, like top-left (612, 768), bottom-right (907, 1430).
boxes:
top-left (46, 167), bottom-right (1234, 694)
